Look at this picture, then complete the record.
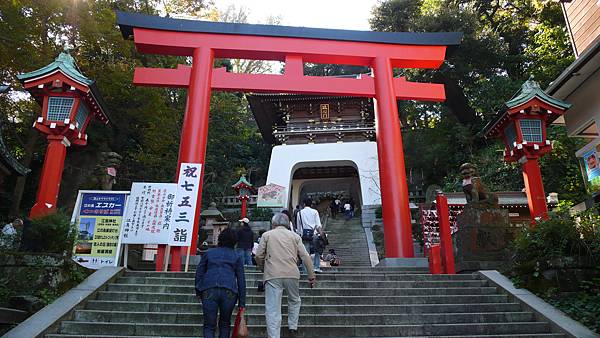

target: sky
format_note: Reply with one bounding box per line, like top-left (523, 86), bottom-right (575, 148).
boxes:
top-left (213, 0), bottom-right (381, 31)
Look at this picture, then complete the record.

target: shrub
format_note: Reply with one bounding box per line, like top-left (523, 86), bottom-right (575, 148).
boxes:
top-left (22, 211), bottom-right (77, 254)
top-left (249, 207), bottom-right (274, 221)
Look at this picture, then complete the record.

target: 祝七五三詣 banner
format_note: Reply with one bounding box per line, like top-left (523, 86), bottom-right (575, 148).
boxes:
top-left (72, 191), bottom-right (129, 269)
top-left (121, 182), bottom-right (177, 245)
top-left (169, 163), bottom-right (202, 247)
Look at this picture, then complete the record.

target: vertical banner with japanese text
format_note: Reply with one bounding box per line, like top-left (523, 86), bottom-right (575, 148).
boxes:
top-left (121, 182), bottom-right (177, 244)
top-left (71, 191), bottom-right (129, 269)
top-left (170, 163), bottom-right (202, 246)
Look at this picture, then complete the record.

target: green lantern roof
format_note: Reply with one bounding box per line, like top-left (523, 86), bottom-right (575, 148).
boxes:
top-left (232, 175), bottom-right (253, 189)
top-left (505, 76), bottom-right (571, 110)
top-left (17, 52), bottom-right (93, 85)
top-left (16, 51), bottom-right (110, 124)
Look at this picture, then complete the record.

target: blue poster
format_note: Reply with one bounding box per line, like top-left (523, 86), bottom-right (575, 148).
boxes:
top-left (583, 149), bottom-right (600, 183)
top-left (72, 191), bottom-right (129, 269)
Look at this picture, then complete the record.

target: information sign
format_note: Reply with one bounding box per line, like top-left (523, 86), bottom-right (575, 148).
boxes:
top-left (169, 163), bottom-right (202, 246)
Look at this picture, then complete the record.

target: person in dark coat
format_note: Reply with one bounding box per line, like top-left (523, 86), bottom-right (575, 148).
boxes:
top-left (236, 217), bottom-right (254, 266)
top-left (195, 228), bottom-right (246, 338)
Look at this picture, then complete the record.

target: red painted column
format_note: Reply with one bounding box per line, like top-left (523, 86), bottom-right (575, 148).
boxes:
top-left (240, 198), bottom-right (247, 219)
top-left (428, 244), bottom-right (442, 274)
top-left (372, 56), bottom-right (414, 258)
top-left (30, 136), bottom-right (69, 218)
top-left (522, 158), bottom-right (548, 222)
top-left (436, 194), bottom-right (456, 274)
top-left (170, 47), bottom-right (215, 271)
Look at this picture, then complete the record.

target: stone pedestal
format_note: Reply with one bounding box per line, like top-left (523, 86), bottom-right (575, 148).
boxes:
top-left (455, 206), bottom-right (513, 272)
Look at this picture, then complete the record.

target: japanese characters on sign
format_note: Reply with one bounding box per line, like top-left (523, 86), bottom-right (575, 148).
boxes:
top-left (121, 182), bottom-right (177, 244)
top-left (257, 183), bottom-right (287, 207)
top-left (71, 191), bottom-right (128, 269)
top-left (169, 163), bottom-right (202, 246)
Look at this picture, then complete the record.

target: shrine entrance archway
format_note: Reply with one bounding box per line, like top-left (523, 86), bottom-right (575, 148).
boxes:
top-left (117, 11), bottom-right (462, 271)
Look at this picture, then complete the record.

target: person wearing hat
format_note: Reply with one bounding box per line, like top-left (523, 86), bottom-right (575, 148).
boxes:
top-left (236, 217), bottom-right (254, 266)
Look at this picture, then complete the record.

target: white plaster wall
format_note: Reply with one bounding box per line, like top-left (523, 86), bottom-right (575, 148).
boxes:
top-left (265, 142), bottom-right (381, 207)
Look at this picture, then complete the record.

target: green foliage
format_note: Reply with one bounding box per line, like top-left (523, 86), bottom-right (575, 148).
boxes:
top-left (512, 205), bottom-right (600, 265)
top-left (508, 205), bottom-right (600, 332)
top-left (26, 211), bottom-right (77, 253)
top-left (370, 0), bottom-right (585, 204)
top-left (250, 208), bottom-right (274, 222)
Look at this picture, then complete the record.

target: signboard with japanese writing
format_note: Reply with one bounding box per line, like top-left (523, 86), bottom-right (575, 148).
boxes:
top-left (257, 183), bottom-right (287, 207)
top-left (169, 163), bottom-right (202, 246)
top-left (71, 191), bottom-right (129, 269)
top-left (121, 183), bottom-right (177, 245)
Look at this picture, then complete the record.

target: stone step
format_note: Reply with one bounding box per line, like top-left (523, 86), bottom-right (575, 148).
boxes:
top-left (115, 277), bottom-right (489, 288)
top-left (123, 272), bottom-right (480, 281)
top-left (47, 335), bottom-right (566, 338)
top-left (96, 292), bottom-right (510, 304)
top-left (73, 310), bottom-right (536, 325)
top-left (84, 300), bottom-right (524, 314)
top-left (105, 284), bottom-right (498, 296)
top-left (56, 321), bottom-right (552, 337)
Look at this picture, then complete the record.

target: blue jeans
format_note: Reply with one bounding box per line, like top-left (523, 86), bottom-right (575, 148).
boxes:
top-left (236, 248), bottom-right (253, 266)
top-left (301, 240), bottom-right (321, 272)
top-left (201, 287), bottom-right (238, 338)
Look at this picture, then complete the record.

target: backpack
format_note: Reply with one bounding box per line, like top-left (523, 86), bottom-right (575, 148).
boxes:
top-left (329, 255), bottom-right (341, 266)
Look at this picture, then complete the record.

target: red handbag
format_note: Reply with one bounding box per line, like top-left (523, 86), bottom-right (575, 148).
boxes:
top-left (232, 307), bottom-right (248, 338)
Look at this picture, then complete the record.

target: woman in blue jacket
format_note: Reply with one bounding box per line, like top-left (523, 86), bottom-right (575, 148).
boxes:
top-left (195, 228), bottom-right (246, 338)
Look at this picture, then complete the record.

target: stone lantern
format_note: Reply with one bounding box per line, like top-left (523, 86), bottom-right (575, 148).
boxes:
top-left (199, 202), bottom-right (228, 245)
top-left (483, 77), bottom-right (571, 222)
top-left (232, 175), bottom-right (254, 219)
top-left (17, 51), bottom-right (109, 217)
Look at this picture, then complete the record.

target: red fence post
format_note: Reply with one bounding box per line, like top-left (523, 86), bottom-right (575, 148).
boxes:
top-left (436, 193), bottom-right (456, 274)
top-left (429, 244), bottom-right (442, 274)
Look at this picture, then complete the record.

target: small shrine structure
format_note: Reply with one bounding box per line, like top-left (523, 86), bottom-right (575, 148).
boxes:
top-left (232, 175), bottom-right (254, 219)
top-left (199, 202), bottom-right (228, 245)
top-left (483, 77), bottom-right (571, 221)
top-left (17, 51), bottom-right (109, 217)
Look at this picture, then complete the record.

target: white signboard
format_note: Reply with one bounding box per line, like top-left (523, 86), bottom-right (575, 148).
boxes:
top-left (169, 163), bottom-right (202, 246)
top-left (70, 190), bottom-right (129, 269)
top-left (257, 183), bottom-right (287, 207)
top-left (121, 182), bottom-right (177, 244)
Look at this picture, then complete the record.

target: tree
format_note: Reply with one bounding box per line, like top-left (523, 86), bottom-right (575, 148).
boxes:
top-left (369, 0), bottom-right (586, 202)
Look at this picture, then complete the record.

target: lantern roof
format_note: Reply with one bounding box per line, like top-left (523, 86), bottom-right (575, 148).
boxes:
top-left (16, 51), bottom-right (110, 124)
top-left (483, 76), bottom-right (571, 139)
top-left (232, 175), bottom-right (253, 189)
top-left (200, 202), bottom-right (226, 221)
top-left (17, 52), bottom-right (94, 85)
top-left (505, 76), bottom-right (571, 111)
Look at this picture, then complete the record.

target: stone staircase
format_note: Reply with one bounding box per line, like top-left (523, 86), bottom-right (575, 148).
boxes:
top-left (46, 265), bottom-right (564, 338)
top-left (324, 217), bottom-right (372, 267)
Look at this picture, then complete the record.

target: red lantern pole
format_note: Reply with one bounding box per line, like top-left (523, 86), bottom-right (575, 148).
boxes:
top-left (240, 198), bottom-right (248, 219)
top-left (372, 56), bottom-right (414, 258)
top-left (30, 136), bottom-right (69, 218)
top-left (521, 157), bottom-right (548, 222)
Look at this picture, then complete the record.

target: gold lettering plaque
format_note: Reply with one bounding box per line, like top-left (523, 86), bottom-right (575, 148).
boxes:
top-left (320, 104), bottom-right (330, 121)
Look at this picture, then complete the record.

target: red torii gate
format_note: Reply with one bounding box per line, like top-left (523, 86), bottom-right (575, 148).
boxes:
top-left (117, 12), bottom-right (462, 271)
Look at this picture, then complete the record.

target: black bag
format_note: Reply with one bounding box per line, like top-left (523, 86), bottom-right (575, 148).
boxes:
top-left (298, 211), bottom-right (314, 241)
top-left (302, 229), bottom-right (314, 241)
top-left (256, 280), bottom-right (265, 292)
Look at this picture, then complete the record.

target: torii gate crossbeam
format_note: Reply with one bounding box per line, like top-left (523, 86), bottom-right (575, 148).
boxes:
top-left (117, 11), bottom-right (462, 271)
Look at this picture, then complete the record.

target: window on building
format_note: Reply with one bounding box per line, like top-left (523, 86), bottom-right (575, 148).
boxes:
top-left (75, 102), bottom-right (89, 128)
top-left (47, 96), bottom-right (74, 121)
top-left (519, 119), bottom-right (543, 142)
top-left (505, 122), bottom-right (517, 148)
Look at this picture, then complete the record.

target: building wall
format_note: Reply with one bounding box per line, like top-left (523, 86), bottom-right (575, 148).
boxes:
top-left (265, 142), bottom-right (381, 208)
top-left (563, 67), bottom-right (600, 138)
top-left (563, 0), bottom-right (600, 56)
